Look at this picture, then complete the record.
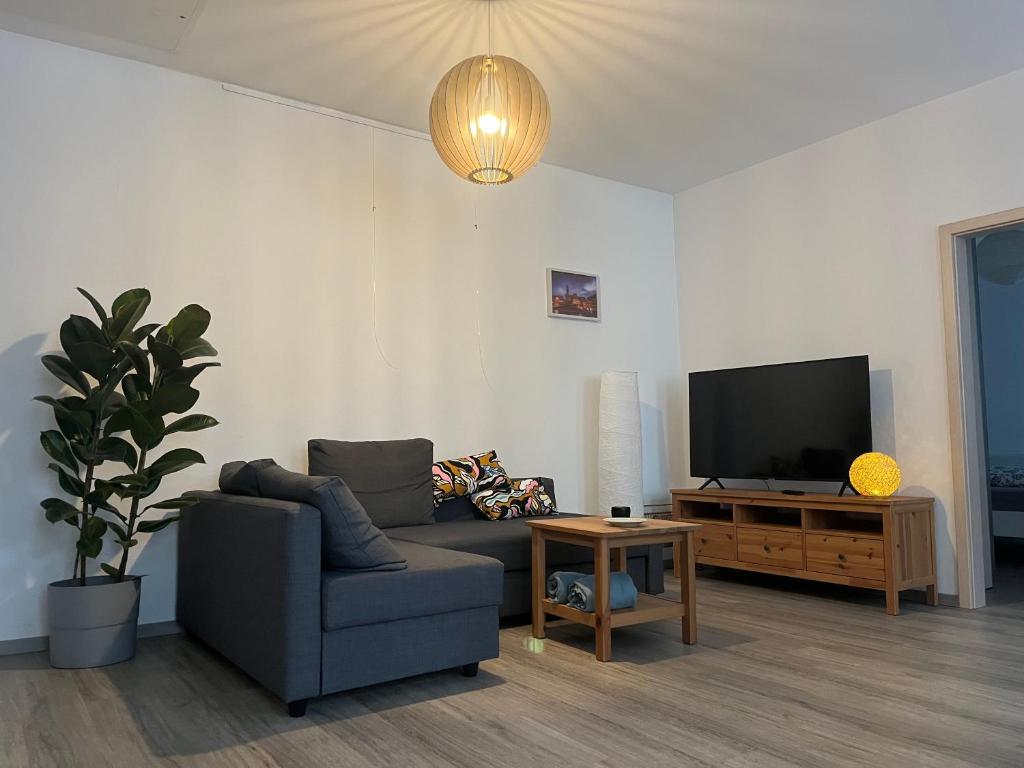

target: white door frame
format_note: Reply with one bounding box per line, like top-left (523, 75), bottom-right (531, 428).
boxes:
top-left (939, 206), bottom-right (1024, 608)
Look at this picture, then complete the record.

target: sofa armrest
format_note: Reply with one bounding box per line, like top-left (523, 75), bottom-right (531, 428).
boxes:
top-left (177, 491), bottom-right (322, 703)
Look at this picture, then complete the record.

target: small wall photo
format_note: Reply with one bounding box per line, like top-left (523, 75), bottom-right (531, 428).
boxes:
top-left (547, 268), bottom-right (600, 321)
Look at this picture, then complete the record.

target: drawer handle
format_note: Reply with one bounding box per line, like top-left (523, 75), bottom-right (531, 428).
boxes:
top-left (837, 553), bottom-right (847, 562)
top-left (763, 544), bottom-right (770, 553)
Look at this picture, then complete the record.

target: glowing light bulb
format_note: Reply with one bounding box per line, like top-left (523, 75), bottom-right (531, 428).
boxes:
top-left (477, 112), bottom-right (501, 135)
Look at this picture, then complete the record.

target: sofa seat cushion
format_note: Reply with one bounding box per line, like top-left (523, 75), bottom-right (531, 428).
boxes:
top-left (386, 517), bottom-right (595, 572)
top-left (321, 540), bottom-right (502, 631)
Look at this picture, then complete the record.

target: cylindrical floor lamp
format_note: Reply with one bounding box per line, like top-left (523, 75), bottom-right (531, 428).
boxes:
top-left (598, 371), bottom-right (644, 518)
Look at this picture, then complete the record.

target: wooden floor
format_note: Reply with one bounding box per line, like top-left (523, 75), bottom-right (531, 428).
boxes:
top-left (3, 570), bottom-right (1024, 768)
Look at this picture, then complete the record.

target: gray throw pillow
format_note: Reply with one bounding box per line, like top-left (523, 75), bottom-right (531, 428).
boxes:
top-left (256, 463), bottom-right (406, 572)
top-left (308, 438), bottom-right (433, 528)
top-left (219, 459), bottom-right (277, 496)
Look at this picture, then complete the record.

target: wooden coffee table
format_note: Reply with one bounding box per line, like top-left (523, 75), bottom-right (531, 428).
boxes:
top-left (526, 516), bottom-right (702, 661)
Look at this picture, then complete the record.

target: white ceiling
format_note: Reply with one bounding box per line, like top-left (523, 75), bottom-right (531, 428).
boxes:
top-left (3, 0), bottom-right (1024, 193)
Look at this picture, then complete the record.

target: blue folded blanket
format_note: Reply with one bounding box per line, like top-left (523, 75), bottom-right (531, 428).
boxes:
top-left (547, 571), bottom-right (585, 604)
top-left (566, 572), bottom-right (638, 612)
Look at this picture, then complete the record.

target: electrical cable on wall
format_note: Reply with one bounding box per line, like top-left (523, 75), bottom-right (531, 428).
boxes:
top-left (369, 127), bottom-right (399, 371)
top-left (472, 191), bottom-right (495, 392)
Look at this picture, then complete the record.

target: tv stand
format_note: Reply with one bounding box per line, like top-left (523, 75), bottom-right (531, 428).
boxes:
top-left (670, 488), bottom-right (937, 615)
top-left (698, 477), bottom-right (725, 490)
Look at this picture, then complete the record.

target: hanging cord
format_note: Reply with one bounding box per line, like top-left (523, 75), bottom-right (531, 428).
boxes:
top-left (488, 0), bottom-right (493, 56)
top-left (369, 127), bottom-right (399, 370)
top-left (473, 190), bottom-right (495, 392)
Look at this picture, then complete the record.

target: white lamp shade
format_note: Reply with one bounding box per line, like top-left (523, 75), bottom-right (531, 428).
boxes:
top-left (598, 371), bottom-right (644, 517)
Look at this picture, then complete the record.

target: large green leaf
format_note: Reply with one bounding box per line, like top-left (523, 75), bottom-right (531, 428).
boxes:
top-left (115, 341), bottom-right (150, 386)
top-left (148, 336), bottom-right (183, 371)
top-left (84, 517), bottom-right (107, 538)
top-left (100, 563), bottom-right (119, 578)
top-left (163, 362), bottom-right (220, 387)
top-left (149, 384), bottom-right (199, 416)
top-left (121, 374), bottom-right (144, 403)
top-left (108, 291), bottom-right (151, 342)
top-left (76, 537), bottom-right (103, 558)
top-left (40, 430), bottom-right (79, 474)
top-left (102, 391), bottom-right (128, 416)
top-left (95, 478), bottom-right (130, 501)
top-left (76, 288), bottom-right (108, 326)
top-left (137, 516), bottom-right (180, 534)
top-left (48, 463), bottom-right (85, 497)
top-left (178, 338), bottom-right (218, 360)
top-left (106, 520), bottom-right (129, 542)
top-left (127, 404), bottom-right (164, 450)
top-left (86, 356), bottom-right (132, 412)
top-left (104, 406), bottom-right (134, 436)
top-left (77, 515), bottom-right (108, 558)
top-left (166, 305), bottom-right (210, 345)
top-left (59, 315), bottom-right (107, 355)
top-left (83, 489), bottom-right (120, 515)
top-left (164, 414), bottom-right (218, 435)
top-left (66, 341), bottom-right (117, 380)
top-left (147, 448), bottom-right (204, 480)
top-left (111, 288), bottom-right (150, 317)
top-left (34, 396), bottom-right (91, 430)
top-left (131, 323), bottom-right (160, 344)
top-left (41, 354), bottom-right (91, 396)
top-left (40, 497), bottom-right (80, 524)
top-left (145, 495), bottom-right (200, 511)
top-left (95, 436), bottom-right (138, 469)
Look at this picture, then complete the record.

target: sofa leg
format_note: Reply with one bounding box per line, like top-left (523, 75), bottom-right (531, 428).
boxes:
top-left (287, 699), bottom-right (309, 718)
top-left (461, 662), bottom-right (479, 677)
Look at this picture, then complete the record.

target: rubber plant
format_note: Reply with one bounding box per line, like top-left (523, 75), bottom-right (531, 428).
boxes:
top-left (36, 288), bottom-right (219, 584)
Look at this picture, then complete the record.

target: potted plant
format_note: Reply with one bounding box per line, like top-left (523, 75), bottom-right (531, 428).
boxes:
top-left (36, 288), bottom-right (219, 668)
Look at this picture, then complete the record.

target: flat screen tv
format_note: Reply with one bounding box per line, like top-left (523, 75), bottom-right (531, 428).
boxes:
top-left (689, 356), bottom-right (872, 482)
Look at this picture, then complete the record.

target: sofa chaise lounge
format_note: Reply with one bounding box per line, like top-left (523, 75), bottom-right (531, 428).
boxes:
top-left (177, 439), bottom-right (665, 715)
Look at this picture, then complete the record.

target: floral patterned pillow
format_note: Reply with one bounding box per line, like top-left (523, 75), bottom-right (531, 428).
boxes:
top-left (432, 450), bottom-right (510, 507)
top-left (471, 478), bottom-right (557, 521)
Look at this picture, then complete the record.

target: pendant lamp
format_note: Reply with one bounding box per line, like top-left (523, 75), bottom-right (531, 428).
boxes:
top-left (429, 2), bottom-right (550, 184)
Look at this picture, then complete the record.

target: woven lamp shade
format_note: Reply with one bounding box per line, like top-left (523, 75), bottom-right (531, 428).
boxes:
top-left (429, 55), bottom-right (551, 185)
top-left (849, 452), bottom-right (902, 497)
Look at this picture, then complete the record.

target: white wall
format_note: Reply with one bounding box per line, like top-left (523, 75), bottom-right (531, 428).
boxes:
top-left (0, 30), bottom-right (682, 643)
top-left (674, 66), bottom-right (1024, 596)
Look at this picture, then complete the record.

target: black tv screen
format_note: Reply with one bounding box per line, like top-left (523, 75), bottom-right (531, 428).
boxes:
top-left (689, 356), bottom-right (872, 482)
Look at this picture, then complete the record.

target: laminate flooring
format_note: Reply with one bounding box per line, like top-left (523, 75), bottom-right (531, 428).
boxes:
top-left (3, 570), bottom-right (1023, 768)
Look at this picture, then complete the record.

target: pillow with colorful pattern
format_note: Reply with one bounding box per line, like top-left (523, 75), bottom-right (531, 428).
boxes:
top-left (432, 450), bottom-right (510, 507)
top-left (471, 478), bottom-right (557, 521)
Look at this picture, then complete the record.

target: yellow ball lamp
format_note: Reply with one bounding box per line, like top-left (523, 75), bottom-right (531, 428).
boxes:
top-left (849, 452), bottom-right (902, 497)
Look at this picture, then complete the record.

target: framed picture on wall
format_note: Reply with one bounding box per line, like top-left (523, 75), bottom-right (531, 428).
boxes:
top-left (547, 268), bottom-right (600, 321)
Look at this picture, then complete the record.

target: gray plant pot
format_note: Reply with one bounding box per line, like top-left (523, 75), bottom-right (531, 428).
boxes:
top-left (47, 575), bottom-right (141, 669)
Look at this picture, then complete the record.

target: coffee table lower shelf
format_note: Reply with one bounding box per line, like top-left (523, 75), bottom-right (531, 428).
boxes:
top-left (542, 593), bottom-right (687, 628)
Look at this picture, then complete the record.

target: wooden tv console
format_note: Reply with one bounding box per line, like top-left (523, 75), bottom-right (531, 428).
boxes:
top-left (670, 489), bottom-right (937, 615)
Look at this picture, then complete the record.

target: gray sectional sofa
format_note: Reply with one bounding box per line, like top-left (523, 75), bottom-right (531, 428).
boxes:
top-left (177, 439), bottom-right (664, 716)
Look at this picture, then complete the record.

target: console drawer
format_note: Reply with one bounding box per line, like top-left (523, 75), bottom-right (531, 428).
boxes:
top-left (805, 534), bottom-right (884, 581)
top-left (737, 528), bottom-right (803, 569)
top-left (694, 523), bottom-right (737, 560)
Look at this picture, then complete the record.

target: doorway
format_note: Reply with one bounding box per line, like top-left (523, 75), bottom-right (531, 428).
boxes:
top-left (940, 206), bottom-right (1024, 609)
top-left (973, 228), bottom-right (1024, 604)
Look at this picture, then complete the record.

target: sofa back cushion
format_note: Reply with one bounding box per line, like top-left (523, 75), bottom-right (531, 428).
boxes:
top-left (308, 438), bottom-right (434, 529)
top-left (256, 463), bottom-right (407, 572)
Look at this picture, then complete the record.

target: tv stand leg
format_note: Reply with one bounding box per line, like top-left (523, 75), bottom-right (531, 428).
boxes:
top-left (698, 477), bottom-right (725, 490)
top-left (837, 480), bottom-right (858, 497)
